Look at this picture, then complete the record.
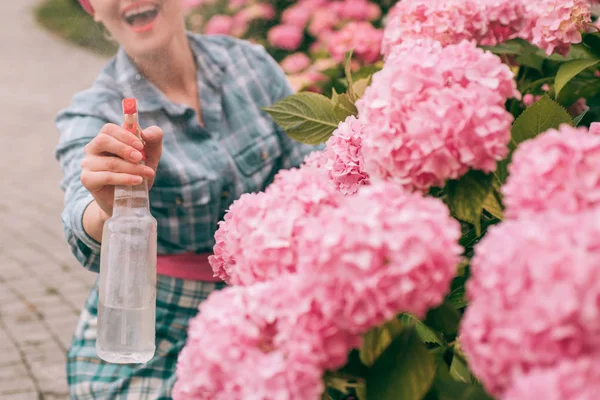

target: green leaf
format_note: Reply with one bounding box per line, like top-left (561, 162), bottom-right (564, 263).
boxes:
top-left (263, 92), bottom-right (340, 144)
top-left (424, 301), bottom-right (461, 339)
top-left (494, 156), bottom-right (510, 185)
top-left (555, 59), bottom-right (600, 97)
top-left (345, 50), bottom-right (357, 102)
top-left (449, 355), bottom-right (472, 383)
top-left (511, 95), bottom-right (573, 146)
top-left (515, 51), bottom-right (545, 72)
top-left (448, 274), bottom-right (468, 310)
top-left (331, 87), bottom-right (340, 104)
top-left (400, 314), bottom-right (444, 345)
top-left (360, 318), bottom-right (404, 367)
top-left (367, 327), bottom-right (438, 400)
top-left (353, 76), bottom-right (372, 100)
top-left (355, 384), bottom-right (367, 400)
top-left (482, 190), bottom-right (503, 220)
top-left (557, 79), bottom-right (600, 107)
top-left (573, 108), bottom-right (589, 126)
top-left (480, 41), bottom-right (522, 55)
top-left (445, 170), bottom-right (494, 235)
top-left (433, 365), bottom-right (493, 400)
top-left (333, 92), bottom-right (358, 121)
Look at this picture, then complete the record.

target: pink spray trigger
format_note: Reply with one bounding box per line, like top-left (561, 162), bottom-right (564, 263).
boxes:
top-left (123, 98), bottom-right (137, 115)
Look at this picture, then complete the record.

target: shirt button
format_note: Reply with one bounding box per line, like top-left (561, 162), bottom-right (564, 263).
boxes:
top-left (175, 197), bottom-right (183, 206)
top-left (260, 151), bottom-right (268, 161)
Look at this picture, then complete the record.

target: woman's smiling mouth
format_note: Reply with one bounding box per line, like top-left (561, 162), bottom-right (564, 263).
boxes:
top-left (121, 2), bottom-right (160, 32)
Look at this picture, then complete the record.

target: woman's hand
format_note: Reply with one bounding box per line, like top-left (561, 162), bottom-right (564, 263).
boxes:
top-left (80, 123), bottom-right (164, 217)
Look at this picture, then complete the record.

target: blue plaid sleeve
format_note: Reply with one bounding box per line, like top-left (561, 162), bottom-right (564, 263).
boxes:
top-left (247, 44), bottom-right (324, 169)
top-left (55, 111), bottom-right (106, 273)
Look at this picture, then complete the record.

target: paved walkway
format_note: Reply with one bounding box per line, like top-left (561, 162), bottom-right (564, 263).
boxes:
top-left (0, 1), bottom-right (108, 398)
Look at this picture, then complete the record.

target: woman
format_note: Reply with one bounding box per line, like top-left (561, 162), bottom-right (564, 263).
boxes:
top-left (55, 0), bottom-right (317, 398)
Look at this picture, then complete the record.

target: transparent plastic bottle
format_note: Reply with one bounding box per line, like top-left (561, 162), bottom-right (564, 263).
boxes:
top-left (96, 98), bottom-right (157, 364)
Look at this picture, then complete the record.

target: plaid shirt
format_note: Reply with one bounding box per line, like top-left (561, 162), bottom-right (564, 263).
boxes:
top-left (55, 33), bottom-right (319, 273)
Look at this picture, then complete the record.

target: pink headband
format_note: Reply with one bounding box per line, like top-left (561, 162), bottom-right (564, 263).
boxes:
top-left (79, 0), bottom-right (94, 15)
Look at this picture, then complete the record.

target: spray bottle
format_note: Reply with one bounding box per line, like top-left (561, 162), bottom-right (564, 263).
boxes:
top-left (96, 98), bottom-right (157, 364)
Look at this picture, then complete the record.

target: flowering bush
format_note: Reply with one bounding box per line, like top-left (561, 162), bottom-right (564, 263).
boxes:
top-left (184, 0), bottom-right (393, 92)
top-left (502, 354), bottom-right (600, 400)
top-left (173, 278), bottom-right (362, 400)
top-left (209, 165), bottom-right (341, 285)
top-left (177, 1), bottom-right (600, 399)
top-left (502, 124), bottom-right (600, 218)
top-left (357, 39), bottom-right (519, 192)
top-left (461, 209), bottom-right (600, 395)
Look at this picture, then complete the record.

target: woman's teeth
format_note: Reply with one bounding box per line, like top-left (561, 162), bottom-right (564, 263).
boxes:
top-left (123, 6), bottom-right (159, 27)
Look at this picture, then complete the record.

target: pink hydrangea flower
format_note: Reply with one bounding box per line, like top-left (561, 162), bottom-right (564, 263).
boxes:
top-left (502, 125), bottom-right (600, 218)
top-left (297, 181), bottom-right (462, 332)
top-left (460, 211), bottom-right (600, 396)
top-left (303, 150), bottom-right (328, 169)
top-left (323, 116), bottom-right (369, 195)
top-left (280, 53), bottom-right (312, 74)
top-left (228, 0), bottom-right (249, 11)
top-left (382, 0), bottom-right (525, 56)
top-left (522, 0), bottom-right (592, 55)
top-left (337, 0), bottom-right (380, 21)
top-left (480, 0), bottom-right (528, 46)
top-left (267, 24), bottom-right (304, 50)
top-left (357, 39), bottom-right (519, 192)
top-left (502, 355), bottom-right (600, 400)
top-left (568, 97), bottom-right (588, 117)
top-left (209, 166), bottom-right (341, 285)
top-left (203, 15), bottom-right (233, 35)
top-left (173, 279), bottom-right (361, 400)
top-left (234, 3), bottom-right (275, 23)
top-left (522, 93), bottom-right (541, 107)
top-left (327, 22), bottom-right (383, 64)
top-left (309, 9), bottom-right (338, 36)
top-left (281, 4), bottom-right (313, 28)
top-left (590, 122), bottom-right (600, 135)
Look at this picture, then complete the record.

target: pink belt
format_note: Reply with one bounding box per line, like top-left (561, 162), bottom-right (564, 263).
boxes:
top-left (156, 252), bottom-right (222, 282)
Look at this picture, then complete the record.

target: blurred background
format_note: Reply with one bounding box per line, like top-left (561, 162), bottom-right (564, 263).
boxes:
top-left (0, 0), bottom-right (390, 398)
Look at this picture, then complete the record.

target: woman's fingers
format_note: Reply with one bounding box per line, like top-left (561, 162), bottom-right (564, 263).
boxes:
top-left (102, 123), bottom-right (144, 150)
top-left (140, 126), bottom-right (164, 172)
top-left (81, 155), bottom-right (155, 177)
top-left (85, 131), bottom-right (144, 163)
top-left (80, 170), bottom-right (144, 191)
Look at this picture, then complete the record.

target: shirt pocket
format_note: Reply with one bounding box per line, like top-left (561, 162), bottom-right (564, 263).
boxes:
top-left (233, 133), bottom-right (283, 191)
top-left (149, 178), bottom-right (215, 251)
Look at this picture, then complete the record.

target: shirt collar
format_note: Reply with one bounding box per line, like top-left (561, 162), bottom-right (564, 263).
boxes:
top-left (114, 32), bottom-right (226, 115)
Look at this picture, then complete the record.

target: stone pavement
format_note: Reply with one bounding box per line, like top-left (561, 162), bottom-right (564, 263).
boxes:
top-left (0, 1), bottom-right (108, 398)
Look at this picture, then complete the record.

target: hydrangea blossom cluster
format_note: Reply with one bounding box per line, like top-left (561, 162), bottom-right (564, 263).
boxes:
top-left (173, 279), bottom-right (362, 400)
top-left (356, 39), bottom-right (519, 192)
top-left (382, 0), bottom-right (592, 57)
top-left (297, 181), bottom-right (462, 332)
top-left (327, 22), bottom-right (383, 65)
top-left (502, 125), bottom-right (600, 219)
top-left (460, 211), bottom-right (600, 396)
top-left (522, 0), bottom-right (593, 55)
top-left (502, 355), bottom-right (600, 400)
top-left (312, 116), bottom-right (370, 195)
top-left (381, 0), bottom-right (527, 56)
top-left (209, 166), bottom-right (341, 285)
